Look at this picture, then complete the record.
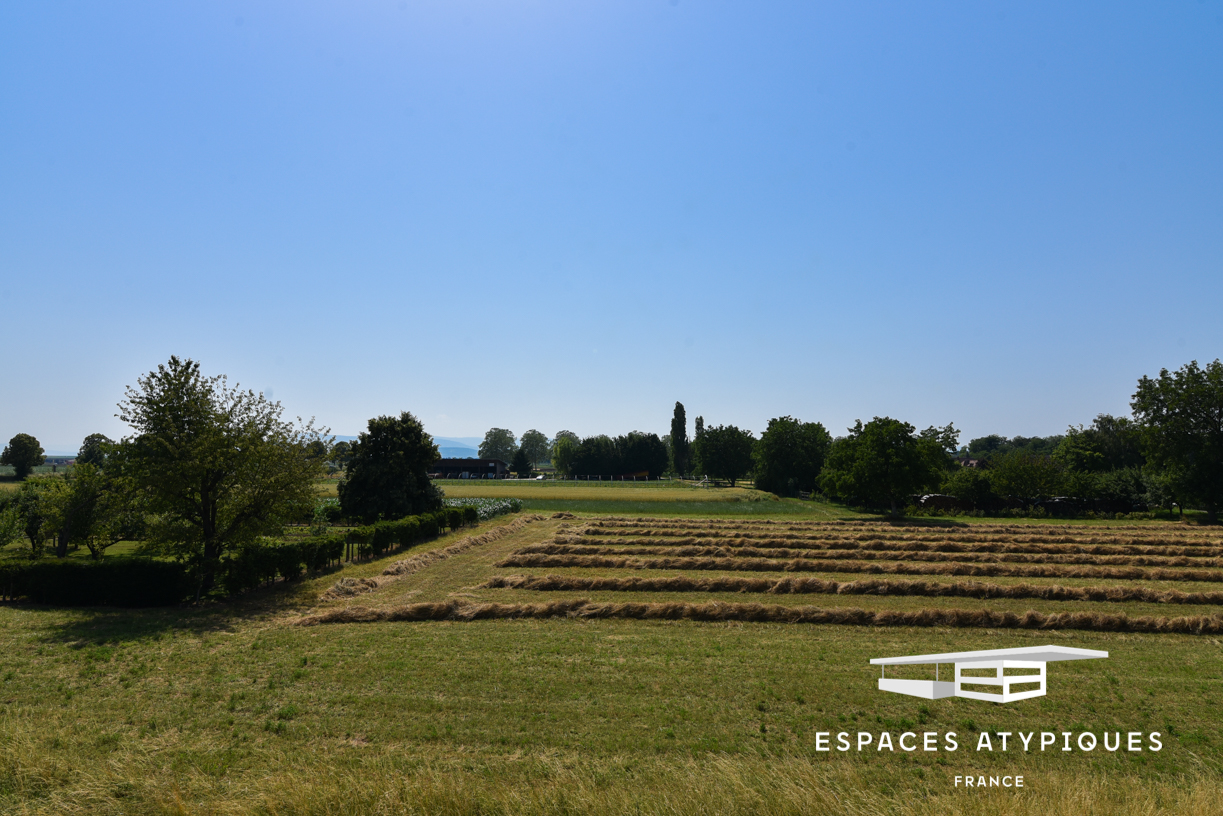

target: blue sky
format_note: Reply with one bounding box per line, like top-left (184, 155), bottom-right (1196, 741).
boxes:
top-left (3, 1), bottom-right (1221, 454)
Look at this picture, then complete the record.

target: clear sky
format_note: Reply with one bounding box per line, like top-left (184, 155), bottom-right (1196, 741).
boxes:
top-left (3, 1), bottom-right (1221, 454)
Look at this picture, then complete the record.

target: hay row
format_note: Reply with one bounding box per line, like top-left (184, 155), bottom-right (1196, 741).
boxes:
top-left (588, 518), bottom-right (1212, 539)
top-left (553, 534), bottom-right (1223, 559)
top-left (496, 552), bottom-right (1223, 584)
top-left (526, 542), bottom-right (1223, 569)
top-left (482, 573), bottom-right (1223, 605)
top-left (295, 598), bottom-right (1223, 635)
top-left (578, 527), bottom-right (1223, 549)
top-left (319, 514), bottom-right (546, 601)
top-left (381, 514), bottom-right (547, 576)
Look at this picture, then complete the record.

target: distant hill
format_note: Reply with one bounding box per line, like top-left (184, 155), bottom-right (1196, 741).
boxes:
top-left (433, 436), bottom-right (483, 448)
top-left (330, 435), bottom-right (482, 458)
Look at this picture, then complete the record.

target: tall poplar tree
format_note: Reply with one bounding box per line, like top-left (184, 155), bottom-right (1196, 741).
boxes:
top-left (670, 402), bottom-right (689, 477)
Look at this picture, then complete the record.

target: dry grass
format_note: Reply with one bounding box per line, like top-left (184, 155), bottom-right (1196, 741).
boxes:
top-left (497, 551), bottom-right (1223, 583)
top-left (295, 596), bottom-right (1223, 634)
top-left (585, 518), bottom-right (1223, 545)
top-left (482, 573), bottom-right (1223, 605)
top-left (574, 531), bottom-right (1223, 556)
top-left (526, 540), bottom-right (1223, 568)
top-left (5, 744), bottom-right (1221, 816)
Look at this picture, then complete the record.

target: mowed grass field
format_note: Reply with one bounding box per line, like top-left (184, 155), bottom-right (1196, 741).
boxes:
top-left (3, 504), bottom-right (1223, 814)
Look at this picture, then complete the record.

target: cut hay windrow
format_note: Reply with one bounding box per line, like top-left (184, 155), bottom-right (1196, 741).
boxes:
top-left (295, 598), bottom-right (1223, 635)
top-left (482, 573), bottom-right (1223, 605)
top-left (585, 517), bottom-right (1223, 542)
top-left (577, 526), bottom-right (1223, 550)
top-left (495, 552), bottom-right (1223, 583)
top-left (319, 514), bottom-right (546, 601)
top-left (559, 533), bottom-right (1223, 557)
top-left (381, 514), bottom-right (547, 577)
top-left (524, 541), bottom-right (1223, 569)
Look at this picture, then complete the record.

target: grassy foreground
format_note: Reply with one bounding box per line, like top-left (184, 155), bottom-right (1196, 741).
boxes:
top-left (2, 505), bottom-right (1222, 814)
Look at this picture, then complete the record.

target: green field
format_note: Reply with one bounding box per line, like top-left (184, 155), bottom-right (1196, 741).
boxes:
top-left (2, 491), bottom-right (1222, 815)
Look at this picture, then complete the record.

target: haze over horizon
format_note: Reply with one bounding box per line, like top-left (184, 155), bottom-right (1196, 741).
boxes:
top-left (3, 1), bottom-right (1221, 455)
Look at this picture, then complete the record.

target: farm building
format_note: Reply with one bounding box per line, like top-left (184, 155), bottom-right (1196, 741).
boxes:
top-left (431, 458), bottom-right (511, 479)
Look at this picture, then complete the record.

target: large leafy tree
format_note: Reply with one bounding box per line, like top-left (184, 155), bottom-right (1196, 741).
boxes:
top-left (339, 411), bottom-right (443, 523)
top-left (987, 450), bottom-right (1065, 498)
top-left (13, 476), bottom-right (66, 557)
top-left (619, 432), bottom-right (669, 479)
top-left (571, 435), bottom-right (618, 476)
top-left (551, 433), bottom-right (579, 477)
top-left (753, 416), bottom-right (831, 496)
top-left (478, 428), bottom-right (517, 462)
top-left (76, 433), bottom-right (114, 467)
top-left (519, 429), bottom-right (550, 468)
top-left (819, 417), bottom-right (948, 513)
top-left (695, 424), bottom-right (756, 486)
top-left (1054, 414), bottom-right (1144, 473)
top-left (511, 447), bottom-right (533, 477)
top-left (52, 463), bottom-right (146, 559)
top-left (115, 356), bottom-right (325, 589)
top-left (670, 402), bottom-right (690, 477)
top-left (1, 433), bottom-right (45, 479)
top-left (1132, 359), bottom-right (1223, 522)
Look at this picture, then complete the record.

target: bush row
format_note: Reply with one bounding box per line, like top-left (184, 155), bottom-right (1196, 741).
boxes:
top-left (0, 558), bottom-right (188, 607)
top-left (0, 506), bottom-right (488, 607)
top-left (220, 506), bottom-right (479, 595)
top-left (220, 536), bottom-right (347, 595)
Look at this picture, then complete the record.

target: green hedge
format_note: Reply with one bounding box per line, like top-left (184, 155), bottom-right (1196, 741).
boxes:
top-left (0, 558), bottom-right (188, 607)
top-left (220, 535), bottom-right (346, 595)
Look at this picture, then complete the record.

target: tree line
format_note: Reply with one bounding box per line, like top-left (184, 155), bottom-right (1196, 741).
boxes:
top-left (0, 358), bottom-right (455, 598)
top-left (2, 356), bottom-right (1222, 599)
top-left (652, 360), bottom-right (1223, 521)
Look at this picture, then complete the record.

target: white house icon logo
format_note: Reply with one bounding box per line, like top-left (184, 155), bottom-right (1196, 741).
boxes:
top-left (871, 645), bottom-right (1108, 703)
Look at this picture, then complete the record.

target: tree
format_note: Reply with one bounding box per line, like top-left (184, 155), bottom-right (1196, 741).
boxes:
top-left (0, 493), bottom-right (21, 551)
top-left (551, 435), bottom-right (579, 477)
top-left (695, 425), bottom-right (756, 486)
top-left (942, 467), bottom-right (997, 510)
top-left (115, 356), bottom-right (325, 590)
top-left (691, 416), bottom-right (706, 474)
top-left (753, 416), bottom-right (831, 496)
top-left (987, 450), bottom-right (1065, 498)
top-left (1055, 414), bottom-right (1145, 474)
top-left (52, 463), bottom-right (146, 559)
top-left (818, 417), bottom-right (947, 513)
top-left (619, 431), bottom-right (669, 479)
top-left (76, 434), bottom-right (113, 468)
top-left (1, 434), bottom-right (45, 480)
top-left (572, 435), bottom-right (618, 476)
top-left (478, 428), bottom-right (517, 463)
top-left (519, 430), bottom-right (550, 468)
top-left (511, 447), bottom-right (533, 477)
top-left (670, 402), bottom-right (690, 478)
top-left (339, 412), bottom-right (444, 523)
top-left (330, 441), bottom-right (354, 471)
top-left (13, 476), bottom-right (67, 557)
top-left (967, 433), bottom-right (1063, 463)
top-left (1132, 359), bottom-right (1223, 522)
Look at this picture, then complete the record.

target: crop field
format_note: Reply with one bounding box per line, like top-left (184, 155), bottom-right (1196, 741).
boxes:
top-left (3, 511), bottom-right (1223, 815)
